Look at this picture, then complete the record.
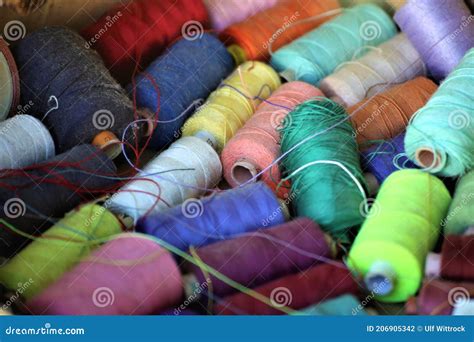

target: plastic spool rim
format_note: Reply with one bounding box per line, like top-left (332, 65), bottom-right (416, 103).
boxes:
top-left (231, 160), bottom-right (258, 185)
top-left (364, 261), bottom-right (395, 296)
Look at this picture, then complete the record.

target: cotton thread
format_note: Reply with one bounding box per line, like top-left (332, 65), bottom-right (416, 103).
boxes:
top-left (347, 169), bottom-right (452, 303)
top-left (404, 49), bottom-right (474, 177)
top-left (130, 33), bottom-right (234, 150)
top-left (270, 4), bottom-right (397, 85)
top-left (0, 115), bottom-right (55, 170)
top-left (221, 81), bottom-right (323, 198)
top-left (320, 33), bottom-right (426, 107)
top-left (109, 136), bottom-right (221, 221)
top-left (181, 61), bottom-right (281, 152)
top-left (0, 203), bottom-right (122, 300)
top-left (0, 38), bottom-right (19, 121)
top-left (443, 170), bottom-right (474, 235)
top-left (395, 0), bottom-right (474, 81)
top-left (220, 0), bottom-right (340, 62)
top-left (280, 98), bottom-right (367, 239)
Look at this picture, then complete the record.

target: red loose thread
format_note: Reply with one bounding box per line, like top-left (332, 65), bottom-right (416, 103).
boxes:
top-left (81, 0), bottom-right (209, 84)
top-left (214, 263), bottom-right (359, 315)
top-left (440, 235), bottom-right (474, 282)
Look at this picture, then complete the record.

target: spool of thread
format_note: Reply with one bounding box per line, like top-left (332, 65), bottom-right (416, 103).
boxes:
top-left (137, 182), bottom-right (286, 252)
top-left (280, 98), bottom-right (367, 239)
top-left (13, 26), bottom-right (142, 155)
top-left (405, 280), bottom-right (474, 315)
top-left (443, 171), bottom-right (474, 235)
top-left (220, 0), bottom-right (340, 62)
top-left (0, 144), bottom-right (118, 258)
top-left (361, 133), bottom-right (418, 193)
top-left (204, 0), bottom-right (277, 31)
top-left (109, 136), bottom-right (221, 221)
top-left (131, 33), bottom-right (234, 150)
top-left (299, 295), bottom-right (367, 316)
top-left (27, 233), bottom-right (183, 315)
top-left (320, 33), bottom-right (426, 108)
top-left (0, 115), bottom-right (55, 170)
top-left (339, 0), bottom-right (399, 13)
top-left (81, 0), bottom-right (209, 84)
top-left (347, 169), bottom-right (452, 303)
top-left (425, 235), bottom-right (474, 281)
top-left (404, 49), bottom-right (474, 177)
top-left (222, 81), bottom-right (323, 198)
top-left (182, 61), bottom-right (281, 151)
top-left (395, 0), bottom-right (474, 81)
top-left (0, 38), bottom-right (19, 121)
top-left (0, 203), bottom-right (122, 299)
top-left (270, 4), bottom-right (397, 85)
top-left (184, 217), bottom-right (334, 298)
top-left (349, 77), bottom-right (437, 147)
top-left (214, 263), bottom-right (359, 315)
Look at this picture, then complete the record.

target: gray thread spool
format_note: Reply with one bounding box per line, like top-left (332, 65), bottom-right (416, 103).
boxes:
top-left (0, 115), bottom-right (55, 169)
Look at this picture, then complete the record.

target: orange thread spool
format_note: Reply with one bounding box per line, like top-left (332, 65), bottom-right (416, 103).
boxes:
top-left (348, 77), bottom-right (437, 148)
top-left (220, 0), bottom-right (340, 62)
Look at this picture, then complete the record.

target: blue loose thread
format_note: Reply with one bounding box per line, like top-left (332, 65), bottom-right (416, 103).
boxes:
top-left (361, 133), bottom-right (418, 185)
top-left (136, 182), bottom-right (285, 251)
top-left (13, 27), bottom-right (141, 153)
top-left (130, 33), bottom-right (234, 150)
top-left (270, 4), bottom-right (397, 85)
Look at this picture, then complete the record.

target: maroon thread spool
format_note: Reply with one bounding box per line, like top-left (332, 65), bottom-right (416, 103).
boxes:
top-left (184, 217), bottom-right (335, 298)
top-left (214, 262), bottom-right (359, 315)
top-left (406, 280), bottom-right (474, 315)
top-left (425, 235), bottom-right (474, 282)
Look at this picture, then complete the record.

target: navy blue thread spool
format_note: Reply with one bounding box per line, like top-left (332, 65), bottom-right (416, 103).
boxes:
top-left (130, 33), bottom-right (234, 150)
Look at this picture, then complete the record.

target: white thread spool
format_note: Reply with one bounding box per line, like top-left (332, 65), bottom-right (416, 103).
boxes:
top-left (109, 136), bottom-right (222, 221)
top-left (320, 34), bottom-right (425, 107)
top-left (0, 115), bottom-right (55, 169)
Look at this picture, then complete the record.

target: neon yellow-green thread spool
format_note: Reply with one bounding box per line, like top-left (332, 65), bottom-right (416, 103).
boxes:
top-left (347, 169), bottom-right (451, 302)
top-left (0, 203), bottom-right (122, 300)
top-left (182, 61), bottom-right (281, 151)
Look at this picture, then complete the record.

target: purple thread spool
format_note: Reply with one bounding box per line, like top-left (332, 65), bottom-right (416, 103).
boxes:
top-left (361, 134), bottom-right (418, 191)
top-left (184, 217), bottom-right (334, 298)
top-left (395, 0), bottom-right (474, 81)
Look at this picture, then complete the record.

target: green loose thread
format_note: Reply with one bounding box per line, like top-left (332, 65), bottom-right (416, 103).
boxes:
top-left (279, 98), bottom-right (367, 240)
top-left (405, 48), bottom-right (474, 177)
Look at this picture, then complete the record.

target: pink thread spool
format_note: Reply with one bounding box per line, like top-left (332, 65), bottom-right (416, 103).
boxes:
top-left (221, 81), bottom-right (323, 198)
top-left (204, 0), bottom-right (278, 31)
top-left (27, 234), bottom-right (183, 315)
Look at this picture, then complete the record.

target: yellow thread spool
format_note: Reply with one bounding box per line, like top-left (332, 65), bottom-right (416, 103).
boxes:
top-left (182, 61), bottom-right (281, 151)
top-left (0, 203), bottom-right (122, 300)
top-left (347, 169), bottom-right (451, 302)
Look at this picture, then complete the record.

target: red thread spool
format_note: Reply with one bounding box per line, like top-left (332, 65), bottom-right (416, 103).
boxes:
top-left (220, 0), bottom-right (340, 62)
top-left (221, 81), bottom-right (323, 198)
top-left (185, 217), bottom-right (334, 298)
top-left (81, 0), bottom-right (209, 84)
top-left (214, 263), bottom-right (358, 315)
top-left (406, 280), bottom-right (474, 315)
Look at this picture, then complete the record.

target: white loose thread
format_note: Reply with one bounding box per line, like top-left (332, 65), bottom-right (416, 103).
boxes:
top-left (109, 136), bottom-right (222, 221)
top-left (0, 115), bottom-right (55, 169)
top-left (320, 33), bottom-right (425, 107)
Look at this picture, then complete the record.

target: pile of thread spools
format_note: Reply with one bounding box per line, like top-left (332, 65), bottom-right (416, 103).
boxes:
top-left (0, 0), bottom-right (473, 317)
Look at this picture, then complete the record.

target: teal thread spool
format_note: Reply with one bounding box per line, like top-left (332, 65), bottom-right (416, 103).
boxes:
top-left (279, 98), bottom-right (367, 240)
top-left (405, 48), bottom-right (474, 177)
top-left (270, 4), bottom-right (397, 85)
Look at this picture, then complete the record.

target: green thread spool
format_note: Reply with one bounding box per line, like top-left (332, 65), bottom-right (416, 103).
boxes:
top-left (444, 170), bottom-right (474, 235)
top-left (0, 203), bottom-right (121, 300)
top-left (347, 169), bottom-right (451, 303)
top-left (280, 98), bottom-right (367, 239)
